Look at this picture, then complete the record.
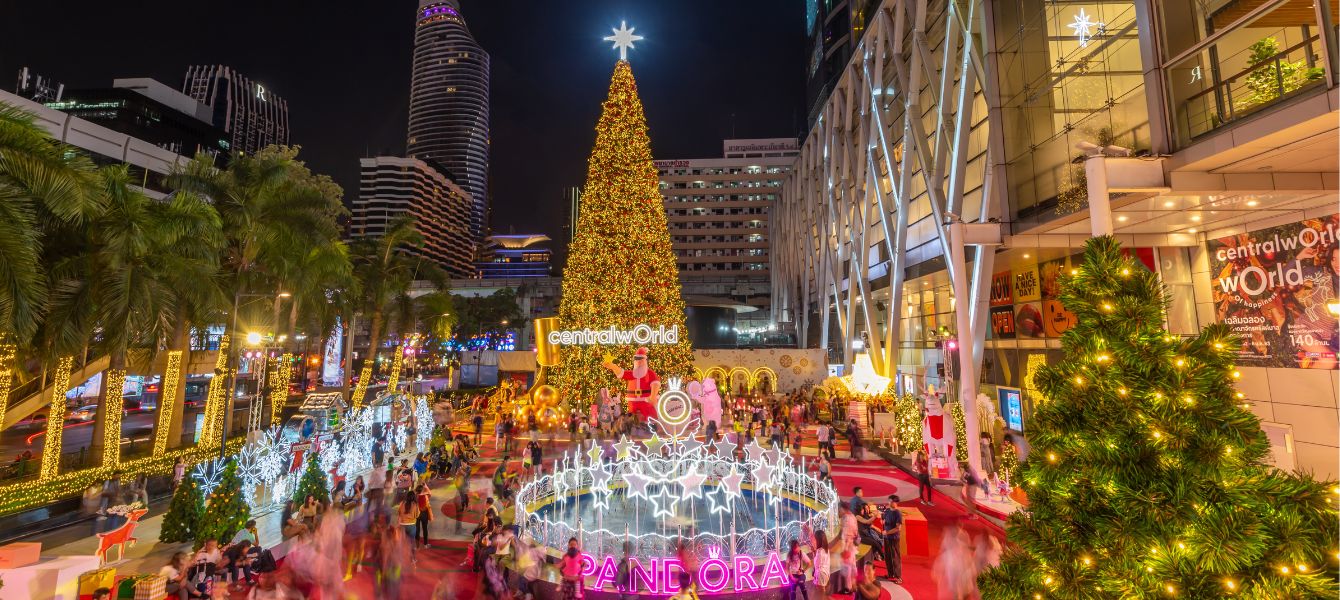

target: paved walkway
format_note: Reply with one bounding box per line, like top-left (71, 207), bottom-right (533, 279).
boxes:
top-left (21, 418), bottom-right (1010, 599)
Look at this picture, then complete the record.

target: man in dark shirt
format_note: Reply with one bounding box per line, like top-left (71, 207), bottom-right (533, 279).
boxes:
top-left (881, 495), bottom-right (904, 584)
top-left (849, 486), bottom-right (868, 515)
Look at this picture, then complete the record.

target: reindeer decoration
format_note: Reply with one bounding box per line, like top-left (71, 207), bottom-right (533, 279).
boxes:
top-left (96, 503), bottom-right (149, 564)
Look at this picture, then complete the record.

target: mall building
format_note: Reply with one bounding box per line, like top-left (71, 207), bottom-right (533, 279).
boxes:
top-left (772, 0), bottom-right (1339, 477)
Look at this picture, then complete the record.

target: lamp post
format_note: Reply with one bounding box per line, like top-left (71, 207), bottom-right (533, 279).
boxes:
top-left (219, 291), bottom-right (290, 459)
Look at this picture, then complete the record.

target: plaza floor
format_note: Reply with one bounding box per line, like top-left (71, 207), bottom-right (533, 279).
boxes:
top-left (25, 420), bottom-right (1009, 599)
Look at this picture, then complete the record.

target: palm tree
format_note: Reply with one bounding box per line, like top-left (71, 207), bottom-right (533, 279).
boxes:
top-left (0, 102), bottom-right (100, 343)
top-left (45, 165), bottom-right (186, 467)
top-left (348, 215), bottom-right (445, 405)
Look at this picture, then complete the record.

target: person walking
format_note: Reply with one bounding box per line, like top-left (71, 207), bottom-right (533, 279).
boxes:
top-left (414, 484), bottom-right (433, 547)
top-left (816, 423), bottom-right (831, 460)
top-left (881, 495), bottom-right (903, 584)
top-left (914, 450), bottom-right (934, 505)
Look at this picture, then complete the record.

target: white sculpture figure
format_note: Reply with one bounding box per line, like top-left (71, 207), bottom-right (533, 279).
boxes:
top-left (686, 377), bottom-right (724, 433)
top-left (922, 389), bottom-right (958, 479)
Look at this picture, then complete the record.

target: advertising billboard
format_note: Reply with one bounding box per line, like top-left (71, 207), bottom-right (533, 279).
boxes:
top-left (997, 386), bottom-right (1024, 431)
top-left (1207, 215), bottom-right (1339, 369)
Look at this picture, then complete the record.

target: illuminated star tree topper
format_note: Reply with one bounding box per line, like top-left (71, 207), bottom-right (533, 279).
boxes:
top-left (604, 20), bottom-right (643, 61)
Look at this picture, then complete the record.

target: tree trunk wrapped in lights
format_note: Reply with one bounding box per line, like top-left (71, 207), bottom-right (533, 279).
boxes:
top-left (200, 335), bottom-right (231, 448)
top-left (154, 350), bottom-right (184, 454)
top-left (0, 344), bottom-right (14, 430)
top-left (98, 368), bottom-right (127, 468)
top-left (40, 356), bottom-right (75, 479)
top-left (269, 353), bottom-right (293, 427)
top-left (978, 236), bottom-right (1338, 599)
top-left (554, 60), bottom-right (693, 407)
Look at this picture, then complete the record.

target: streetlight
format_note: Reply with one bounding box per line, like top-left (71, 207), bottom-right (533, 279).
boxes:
top-left (219, 291), bottom-right (290, 459)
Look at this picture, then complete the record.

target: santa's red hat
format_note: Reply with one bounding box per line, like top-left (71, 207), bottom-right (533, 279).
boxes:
top-left (634, 347), bottom-right (649, 358)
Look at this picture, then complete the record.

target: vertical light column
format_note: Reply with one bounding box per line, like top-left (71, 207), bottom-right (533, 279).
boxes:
top-left (351, 364), bottom-right (373, 410)
top-left (1085, 155), bottom-right (1115, 236)
top-left (100, 369), bottom-right (127, 468)
top-left (201, 335), bottom-right (230, 448)
top-left (40, 356), bottom-right (75, 479)
top-left (948, 225), bottom-right (983, 476)
top-left (247, 354), bottom-right (268, 433)
top-left (386, 344), bottom-right (405, 394)
top-left (0, 344), bottom-right (14, 429)
top-left (153, 350), bottom-right (184, 455)
top-left (269, 353), bottom-right (293, 427)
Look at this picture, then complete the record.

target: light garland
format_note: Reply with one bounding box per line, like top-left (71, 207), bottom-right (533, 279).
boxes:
top-left (101, 368), bottom-right (127, 468)
top-left (247, 354), bottom-right (268, 433)
top-left (153, 351), bottom-right (184, 454)
top-left (0, 344), bottom-right (15, 430)
top-left (40, 356), bottom-right (75, 479)
top-left (269, 353), bottom-right (293, 426)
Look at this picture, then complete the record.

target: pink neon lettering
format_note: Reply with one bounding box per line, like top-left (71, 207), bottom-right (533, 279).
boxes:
top-left (593, 555), bottom-right (620, 590)
top-left (662, 558), bottom-right (685, 593)
top-left (760, 552), bottom-right (789, 588)
top-left (580, 553), bottom-right (598, 577)
top-left (698, 558), bottom-right (731, 593)
top-left (630, 557), bottom-right (658, 592)
top-left (733, 555), bottom-right (759, 591)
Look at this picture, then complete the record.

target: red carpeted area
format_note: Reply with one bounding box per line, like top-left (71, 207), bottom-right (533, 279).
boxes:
top-left (228, 424), bottom-right (1005, 599)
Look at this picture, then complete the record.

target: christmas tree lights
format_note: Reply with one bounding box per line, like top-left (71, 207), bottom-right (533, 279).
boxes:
top-left (351, 364), bottom-right (373, 410)
top-left (386, 344), bottom-right (405, 393)
top-left (0, 344), bottom-right (15, 430)
top-left (197, 459), bottom-right (250, 548)
top-left (554, 60), bottom-right (694, 406)
top-left (977, 237), bottom-right (1339, 598)
top-left (153, 350), bottom-right (184, 454)
top-left (269, 353), bottom-right (293, 426)
top-left (159, 474), bottom-right (203, 543)
top-left (200, 335), bottom-right (231, 448)
top-left (40, 356), bottom-right (75, 479)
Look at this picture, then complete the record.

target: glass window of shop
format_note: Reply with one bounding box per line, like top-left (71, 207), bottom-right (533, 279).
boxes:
top-left (992, 0), bottom-right (1152, 227)
top-left (1162, 0), bottom-right (1336, 146)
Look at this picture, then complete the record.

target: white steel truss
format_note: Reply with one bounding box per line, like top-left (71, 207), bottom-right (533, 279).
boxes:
top-left (772, 0), bottom-right (1006, 473)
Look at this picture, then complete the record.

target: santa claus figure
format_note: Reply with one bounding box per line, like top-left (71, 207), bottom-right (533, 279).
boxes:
top-left (602, 347), bottom-right (661, 421)
top-left (922, 389), bottom-right (958, 479)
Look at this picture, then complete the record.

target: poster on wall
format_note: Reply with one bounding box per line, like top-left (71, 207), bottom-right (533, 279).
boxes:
top-left (1207, 215), bottom-right (1339, 369)
top-left (989, 271), bottom-right (1016, 339)
top-left (997, 386), bottom-right (1023, 432)
top-left (1039, 257), bottom-right (1078, 337)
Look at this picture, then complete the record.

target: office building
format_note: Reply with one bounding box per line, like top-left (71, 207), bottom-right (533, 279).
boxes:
top-left (775, 0), bottom-right (1340, 477)
top-left (804, 0), bottom-right (878, 126)
top-left (476, 234), bottom-right (553, 279)
top-left (182, 65), bottom-right (289, 155)
top-left (656, 138), bottom-right (798, 347)
top-left (35, 78), bottom-right (229, 162)
top-left (351, 156), bottom-right (474, 278)
top-left (407, 0), bottom-right (490, 242)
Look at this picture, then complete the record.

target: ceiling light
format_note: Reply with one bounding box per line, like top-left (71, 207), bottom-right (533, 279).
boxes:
top-left (1117, 215), bottom-right (1128, 222)
top-left (1246, 200), bottom-right (1259, 207)
top-left (1164, 201), bottom-right (1175, 208)
top-left (1188, 228), bottom-right (1198, 233)
top-left (1191, 215), bottom-right (1201, 221)
top-left (1023, 253), bottom-right (1031, 259)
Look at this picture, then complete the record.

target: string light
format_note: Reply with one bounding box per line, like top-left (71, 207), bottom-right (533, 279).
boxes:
top-left (200, 335), bottom-right (231, 448)
top-left (269, 353), bottom-right (293, 426)
top-left (385, 344), bottom-right (405, 393)
top-left (154, 350), bottom-right (184, 455)
top-left (1117, 388), bottom-right (1128, 395)
top-left (351, 364), bottom-right (373, 410)
top-left (101, 369), bottom-right (127, 468)
top-left (1231, 370), bottom-right (1241, 379)
top-left (40, 356), bottom-right (75, 479)
top-left (1223, 579), bottom-right (1236, 591)
top-left (0, 344), bottom-right (15, 430)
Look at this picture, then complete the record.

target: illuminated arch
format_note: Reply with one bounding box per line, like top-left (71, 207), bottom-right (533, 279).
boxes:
top-left (751, 367), bottom-right (778, 394)
top-left (727, 367), bottom-right (752, 394)
top-left (691, 367), bottom-right (705, 382)
top-left (705, 366), bottom-right (728, 385)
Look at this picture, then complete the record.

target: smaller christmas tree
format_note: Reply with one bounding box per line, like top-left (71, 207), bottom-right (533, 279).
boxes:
top-left (895, 393), bottom-right (922, 453)
top-left (196, 460), bottom-right (250, 548)
top-left (159, 476), bottom-right (204, 543)
top-left (291, 453), bottom-right (330, 506)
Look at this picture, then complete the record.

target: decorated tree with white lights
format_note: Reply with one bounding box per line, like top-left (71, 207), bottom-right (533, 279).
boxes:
top-left (554, 58), bottom-right (693, 405)
top-left (159, 476), bottom-right (203, 543)
top-left (979, 236), bottom-right (1338, 598)
top-left (292, 453), bottom-right (330, 506)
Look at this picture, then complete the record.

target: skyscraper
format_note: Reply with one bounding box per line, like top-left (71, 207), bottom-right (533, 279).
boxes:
top-left (351, 156), bottom-right (475, 278)
top-left (182, 65), bottom-right (289, 155)
top-left (407, 0), bottom-right (490, 242)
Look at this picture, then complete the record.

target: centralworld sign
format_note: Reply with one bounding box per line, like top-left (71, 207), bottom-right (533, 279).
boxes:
top-left (547, 324), bottom-right (680, 346)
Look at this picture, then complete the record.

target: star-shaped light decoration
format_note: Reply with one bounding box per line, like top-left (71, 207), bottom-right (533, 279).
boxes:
top-left (604, 20), bottom-right (644, 61)
top-left (1067, 8), bottom-right (1105, 47)
top-left (587, 444), bottom-right (604, 465)
top-left (720, 472), bottom-right (745, 499)
top-left (706, 485), bottom-right (734, 515)
top-left (745, 439), bottom-right (769, 463)
top-left (650, 485), bottom-right (680, 519)
top-left (614, 435), bottom-right (636, 460)
top-left (625, 472), bottom-right (653, 499)
top-left (678, 470), bottom-right (707, 499)
top-left (591, 467), bottom-right (614, 511)
top-left (677, 436), bottom-right (705, 455)
top-left (712, 437), bottom-right (738, 458)
top-left (643, 434), bottom-right (666, 457)
top-left (751, 462), bottom-right (777, 491)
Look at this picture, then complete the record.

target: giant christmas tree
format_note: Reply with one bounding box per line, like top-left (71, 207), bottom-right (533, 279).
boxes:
top-left (555, 60), bottom-right (694, 405)
top-left (979, 237), bottom-right (1338, 598)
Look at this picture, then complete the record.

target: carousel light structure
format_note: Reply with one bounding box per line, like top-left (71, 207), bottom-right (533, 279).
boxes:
top-left (514, 378), bottom-right (839, 595)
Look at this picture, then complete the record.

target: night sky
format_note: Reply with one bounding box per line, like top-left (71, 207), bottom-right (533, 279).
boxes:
top-left (0, 1), bottom-right (806, 255)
